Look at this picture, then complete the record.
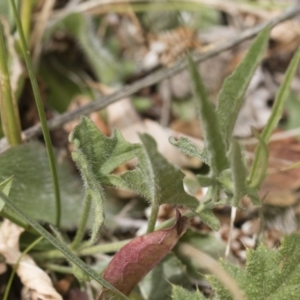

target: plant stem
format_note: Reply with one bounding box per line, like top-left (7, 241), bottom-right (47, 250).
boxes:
top-left (71, 193), bottom-right (91, 250)
top-left (20, 0), bottom-right (36, 45)
top-left (10, 0), bottom-right (61, 227)
top-left (0, 23), bottom-right (22, 146)
top-left (3, 236), bottom-right (43, 300)
top-left (146, 204), bottom-right (159, 233)
top-left (45, 263), bottom-right (73, 274)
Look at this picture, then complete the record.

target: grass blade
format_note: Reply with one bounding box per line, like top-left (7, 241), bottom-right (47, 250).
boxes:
top-left (187, 55), bottom-right (227, 175)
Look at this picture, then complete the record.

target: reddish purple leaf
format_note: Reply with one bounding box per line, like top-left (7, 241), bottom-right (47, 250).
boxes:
top-left (98, 211), bottom-right (188, 299)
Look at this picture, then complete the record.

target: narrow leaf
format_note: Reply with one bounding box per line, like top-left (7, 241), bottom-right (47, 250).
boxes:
top-left (198, 209), bottom-right (220, 231)
top-left (98, 211), bottom-right (188, 298)
top-left (216, 26), bottom-right (270, 144)
top-left (249, 46), bottom-right (300, 188)
top-left (248, 129), bottom-right (269, 189)
top-left (229, 139), bottom-right (248, 207)
top-left (169, 136), bottom-right (208, 165)
top-left (187, 55), bottom-right (228, 175)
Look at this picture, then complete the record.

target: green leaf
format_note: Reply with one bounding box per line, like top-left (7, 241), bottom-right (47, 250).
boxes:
top-left (216, 26), bottom-right (270, 144)
top-left (0, 142), bottom-right (84, 228)
top-left (0, 176), bottom-right (13, 211)
top-left (198, 209), bottom-right (220, 231)
top-left (69, 116), bottom-right (141, 242)
top-left (169, 136), bottom-right (208, 165)
top-left (209, 233), bottom-right (300, 300)
top-left (107, 133), bottom-right (199, 209)
top-left (249, 46), bottom-right (300, 188)
top-left (229, 139), bottom-right (248, 207)
top-left (261, 46), bottom-right (300, 142)
top-left (196, 175), bottom-right (214, 187)
top-left (187, 55), bottom-right (228, 175)
top-left (248, 129), bottom-right (269, 189)
top-left (171, 285), bottom-right (205, 300)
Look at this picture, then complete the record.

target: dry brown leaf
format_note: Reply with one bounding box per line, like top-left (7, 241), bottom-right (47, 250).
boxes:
top-left (0, 219), bottom-right (62, 300)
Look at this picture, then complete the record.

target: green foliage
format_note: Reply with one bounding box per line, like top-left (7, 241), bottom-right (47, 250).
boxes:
top-left (107, 133), bottom-right (198, 209)
top-left (249, 46), bottom-right (300, 188)
top-left (69, 116), bottom-right (141, 243)
top-left (0, 142), bottom-right (83, 228)
top-left (209, 234), bottom-right (300, 300)
top-left (216, 26), bottom-right (270, 145)
top-left (70, 117), bottom-right (198, 239)
top-left (171, 285), bottom-right (206, 300)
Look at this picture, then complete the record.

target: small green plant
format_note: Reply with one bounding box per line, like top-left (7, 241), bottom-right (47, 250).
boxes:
top-left (1, 2), bottom-right (300, 299)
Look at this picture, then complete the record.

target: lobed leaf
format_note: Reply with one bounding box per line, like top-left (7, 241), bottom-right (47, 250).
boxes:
top-left (209, 233), bottom-right (300, 300)
top-left (106, 133), bottom-right (199, 209)
top-left (187, 55), bottom-right (228, 175)
top-left (98, 211), bottom-right (188, 298)
top-left (216, 26), bottom-right (270, 145)
top-left (69, 116), bottom-right (141, 242)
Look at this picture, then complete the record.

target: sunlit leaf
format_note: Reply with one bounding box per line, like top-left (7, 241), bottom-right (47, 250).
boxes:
top-left (198, 209), bottom-right (220, 231)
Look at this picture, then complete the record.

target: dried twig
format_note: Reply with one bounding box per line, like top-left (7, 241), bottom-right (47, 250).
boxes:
top-left (1, 4), bottom-right (300, 152)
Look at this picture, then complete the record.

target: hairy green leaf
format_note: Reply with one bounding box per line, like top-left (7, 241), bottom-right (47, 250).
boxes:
top-left (198, 209), bottom-right (220, 231)
top-left (209, 233), bottom-right (300, 300)
top-left (0, 142), bottom-right (83, 228)
top-left (216, 26), bottom-right (270, 144)
top-left (171, 285), bottom-right (205, 300)
top-left (69, 116), bottom-right (140, 242)
top-left (169, 136), bottom-right (208, 165)
top-left (107, 133), bottom-right (198, 209)
top-left (188, 55), bottom-right (228, 175)
top-left (196, 175), bottom-right (215, 187)
top-left (229, 139), bottom-right (248, 207)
